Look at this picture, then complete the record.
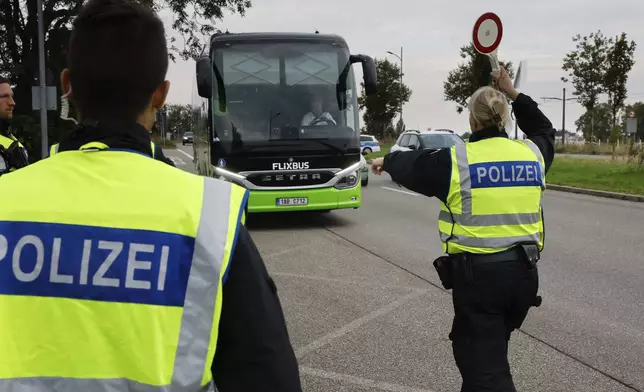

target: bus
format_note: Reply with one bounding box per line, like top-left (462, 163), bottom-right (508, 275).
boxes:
top-left (190, 31), bottom-right (377, 213)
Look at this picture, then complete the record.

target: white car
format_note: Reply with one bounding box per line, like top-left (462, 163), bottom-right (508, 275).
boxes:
top-left (360, 134), bottom-right (381, 154)
top-left (390, 129), bottom-right (464, 153)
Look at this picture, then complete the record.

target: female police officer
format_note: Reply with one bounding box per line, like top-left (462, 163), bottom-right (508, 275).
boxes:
top-left (371, 67), bottom-right (555, 392)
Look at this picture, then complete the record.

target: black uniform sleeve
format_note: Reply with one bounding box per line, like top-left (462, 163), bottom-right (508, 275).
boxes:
top-left (153, 144), bottom-right (176, 167)
top-left (382, 148), bottom-right (453, 203)
top-left (512, 93), bottom-right (556, 174)
top-left (212, 225), bottom-right (302, 392)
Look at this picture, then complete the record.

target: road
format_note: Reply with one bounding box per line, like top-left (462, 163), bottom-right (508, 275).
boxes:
top-left (167, 145), bottom-right (644, 392)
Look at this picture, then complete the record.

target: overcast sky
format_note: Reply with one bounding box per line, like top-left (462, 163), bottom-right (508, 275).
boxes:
top-left (159, 0), bottom-right (644, 137)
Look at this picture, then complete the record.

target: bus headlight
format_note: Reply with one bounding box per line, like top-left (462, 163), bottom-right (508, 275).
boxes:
top-left (334, 171), bottom-right (359, 189)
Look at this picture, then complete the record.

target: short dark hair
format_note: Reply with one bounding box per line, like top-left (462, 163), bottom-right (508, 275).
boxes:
top-left (0, 76), bottom-right (10, 85)
top-left (68, 0), bottom-right (168, 122)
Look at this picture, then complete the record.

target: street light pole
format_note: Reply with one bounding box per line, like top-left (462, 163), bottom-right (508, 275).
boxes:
top-left (36, 0), bottom-right (48, 159)
top-left (541, 87), bottom-right (576, 145)
top-left (386, 47), bottom-right (404, 125)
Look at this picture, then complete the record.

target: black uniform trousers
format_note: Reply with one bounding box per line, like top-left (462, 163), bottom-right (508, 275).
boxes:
top-left (448, 253), bottom-right (539, 392)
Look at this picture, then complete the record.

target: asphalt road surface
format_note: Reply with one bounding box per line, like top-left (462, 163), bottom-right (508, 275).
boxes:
top-left (167, 144), bottom-right (644, 392)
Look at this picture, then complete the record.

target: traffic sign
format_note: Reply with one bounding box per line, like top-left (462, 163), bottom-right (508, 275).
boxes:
top-left (626, 117), bottom-right (637, 134)
top-left (628, 111), bottom-right (636, 119)
top-left (472, 12), bottom-right (503, 71)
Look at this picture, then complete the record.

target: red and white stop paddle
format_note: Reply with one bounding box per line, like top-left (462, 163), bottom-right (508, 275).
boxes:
top-left (472, 12), bottom-right (503, 71)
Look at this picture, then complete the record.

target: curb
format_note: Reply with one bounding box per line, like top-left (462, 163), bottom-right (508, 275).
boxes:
top-left (547, 184), bottom-right (644, 202)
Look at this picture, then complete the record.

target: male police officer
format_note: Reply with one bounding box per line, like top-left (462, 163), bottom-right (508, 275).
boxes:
top-left (0, 0), bottom-right (302, 391)
top-left (371, 67), bottom-right (555, 392)
top-left (0, 76), bottom-right (29, 173)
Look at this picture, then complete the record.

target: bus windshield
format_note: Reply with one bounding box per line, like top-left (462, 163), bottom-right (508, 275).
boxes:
top-left (210, 41), bottom-right (359, 148)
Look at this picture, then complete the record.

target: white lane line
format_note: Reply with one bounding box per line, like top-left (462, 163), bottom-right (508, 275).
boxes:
top-left (169, 157), bottom-right (186, 166)
top-left (300, 367), bottom-right (436, 392)
top-left (176, 149), bottom-right (193, 160)
top-left (294, 290), bottom-right (427, 358)
top-left (381, 186), bottom-right (419, 196)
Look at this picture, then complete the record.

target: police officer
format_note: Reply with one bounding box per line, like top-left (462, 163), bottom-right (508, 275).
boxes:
top-left (0, 76), bottom-right (29, 174)
top-left (0, 0), bottom-right (302, 391)
top-left (371, 67), bottom-right (555, 392)
top-left (49, 99), bottom-right (175, 167)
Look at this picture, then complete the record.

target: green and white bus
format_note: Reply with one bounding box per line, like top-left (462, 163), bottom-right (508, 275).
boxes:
top-left (191, 32), bottom-right (376, 213)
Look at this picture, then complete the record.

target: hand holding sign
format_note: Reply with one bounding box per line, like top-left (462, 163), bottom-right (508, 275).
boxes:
top-left (472, 12), bottom-right (503, 72)
top-left (491, 67), bottom-right (514, 96)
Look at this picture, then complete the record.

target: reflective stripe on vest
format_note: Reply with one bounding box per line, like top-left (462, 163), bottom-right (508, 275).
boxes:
top-left (50, 141), bottom-right (157, 158)
top-left (0, 150), bottom-right (249, 390)
top-left (438, 138), bottom-right (545, 254)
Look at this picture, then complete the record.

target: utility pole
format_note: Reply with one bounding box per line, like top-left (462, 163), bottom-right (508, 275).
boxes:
top-left (386, 47), bottom-right (403, 126)
top-left (36, 0), bottom-right (48, 159)
top-left (541, 87), bottom-right (576, 145)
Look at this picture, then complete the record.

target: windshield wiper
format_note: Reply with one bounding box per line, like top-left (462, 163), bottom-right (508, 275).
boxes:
top-left (308, 139), bottom-right (348, 154)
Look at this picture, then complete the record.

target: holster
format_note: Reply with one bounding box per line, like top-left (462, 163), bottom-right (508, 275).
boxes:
top-left (433, 256), bottom-right (454, 290)
top-left (518, 243), bottom-right (540, 271)
top-left (517, 244), bottom-right (543, 307)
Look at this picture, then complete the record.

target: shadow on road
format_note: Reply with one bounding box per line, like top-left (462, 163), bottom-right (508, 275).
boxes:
top-left (246, 211), bottom-right (353, 231)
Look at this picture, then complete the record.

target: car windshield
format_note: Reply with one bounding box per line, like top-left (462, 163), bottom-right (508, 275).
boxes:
top-left (420, 133), bottom-right (463, 149)
top-left (210, 40), bottom-right (359, 148)
top-left (184, 132), bottom-right (193, 136)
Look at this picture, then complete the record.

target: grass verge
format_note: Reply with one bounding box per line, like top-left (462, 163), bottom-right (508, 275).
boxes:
top-left (364, 145), bottom-right (391, 160)
top-left (547, 157), bottom-right (644, 195)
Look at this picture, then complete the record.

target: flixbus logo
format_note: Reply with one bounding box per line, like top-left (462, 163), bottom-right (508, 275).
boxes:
top-left (272, 157), bottom-right (310, 170)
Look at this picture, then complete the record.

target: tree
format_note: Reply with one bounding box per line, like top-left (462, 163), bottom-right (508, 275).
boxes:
top-left (0, 0), bottom-right (251, 158)
top-left (575, 103), bottom-right (613, 141)
top-left (604, 33), bottom-right (636, 127)
top-left (358, 58), bottom-right (411, 139)
top-left (562, 31), bottom-right (611, 138)
top-left (609, 124), bottom-right (622, 158)
top-left (394, 117), bottom-right (405, 135)
top-left (166, 103), bottom-right (194, 137)
top-left (443, 43), bottom-right (514, 114)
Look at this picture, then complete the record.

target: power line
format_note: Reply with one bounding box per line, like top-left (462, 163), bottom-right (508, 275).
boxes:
top-left (540, 88), bottom-right (576, 144)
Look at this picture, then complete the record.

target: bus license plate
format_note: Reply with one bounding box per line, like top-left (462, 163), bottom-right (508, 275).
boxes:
top-left (276, 197), bottom-right (308, 206)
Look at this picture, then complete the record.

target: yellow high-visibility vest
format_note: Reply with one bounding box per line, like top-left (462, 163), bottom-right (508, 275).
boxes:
top-left (438, 137), bottom-right (546, 254)
top-left (50, 141), bottom-right (157, 158)
top-left (0, 133), bottom-right (23, 149)
top-left (0, 143), bottom-right (248, 390)
top-left (0, 133), bottom-right (28, 171)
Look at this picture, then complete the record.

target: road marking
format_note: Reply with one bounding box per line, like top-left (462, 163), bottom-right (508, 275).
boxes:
top-left (381, 186), bottom-right (419, 196)
top-left (169, 157), bottom-right (185, 166)
top-left (176, 149), bottom-right (193, 160)
top-left (300, 367), bottom-right (436, 392)
top-left (294, 290), bottom-right (427, 358)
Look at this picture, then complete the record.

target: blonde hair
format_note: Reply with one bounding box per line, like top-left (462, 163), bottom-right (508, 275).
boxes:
top-left (468, 86), bottom-right (509, 131)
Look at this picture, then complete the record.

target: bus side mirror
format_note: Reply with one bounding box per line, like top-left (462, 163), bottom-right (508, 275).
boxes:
top-left (350, 54), bottom-right (377, 95)
top-left (196, 56), bottom-right (213, 99)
